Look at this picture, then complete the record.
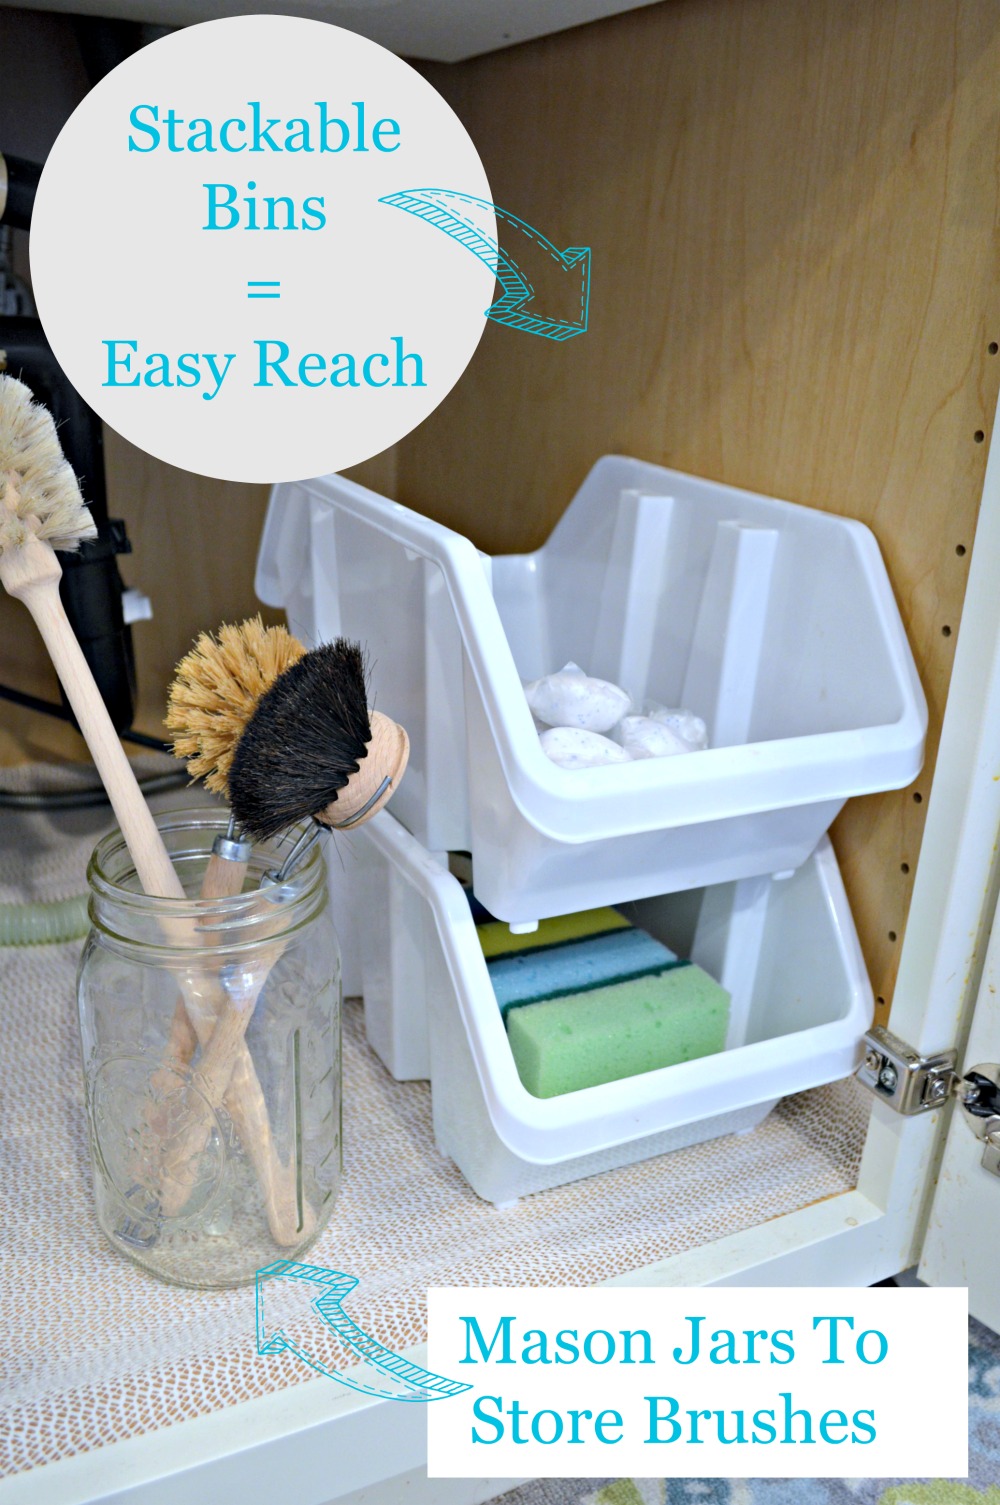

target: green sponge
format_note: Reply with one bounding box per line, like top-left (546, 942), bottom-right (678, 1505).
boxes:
top-left (505, 965), bottom-right (730, 1098)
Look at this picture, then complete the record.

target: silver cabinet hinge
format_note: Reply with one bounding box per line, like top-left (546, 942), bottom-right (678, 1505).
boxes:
top-left (860, 1032), bottom-right (1000, 1179)
top-left (955, 1063), bottom-right (1000, 1178)
top-left (857, 1026), bottom-right (957, 1114)
top-left (980, 1125), bottom-right (1000, 1179)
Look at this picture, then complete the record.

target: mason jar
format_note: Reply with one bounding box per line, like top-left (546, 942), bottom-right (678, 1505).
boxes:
top-left (77, 809), bottom-right (341, 1287)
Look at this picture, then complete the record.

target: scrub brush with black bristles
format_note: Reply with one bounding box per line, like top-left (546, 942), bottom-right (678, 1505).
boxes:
top-left (230, 637), bottom-right (398, 840)
top-left (0, 375), bottom-right (185, 902)
top-left (163, 619), bottom-right (407, 1101)
top-left (167, 620), bottom-right (409, 846)
top-left (159, 619), bottom-right (408, 1221)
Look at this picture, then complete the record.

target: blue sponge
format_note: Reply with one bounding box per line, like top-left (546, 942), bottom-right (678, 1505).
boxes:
top-left (487, 927), bottom-right (679, 1016)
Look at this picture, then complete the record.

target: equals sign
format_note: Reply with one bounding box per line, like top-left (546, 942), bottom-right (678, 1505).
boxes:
top-left (247, 280), bottom-right (281, 299)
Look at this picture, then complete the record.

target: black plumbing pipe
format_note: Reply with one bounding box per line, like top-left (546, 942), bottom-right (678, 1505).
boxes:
top-left (0, 154), bottom-right (41, 232)
top-left (0, 225), bottom-right (138, 732)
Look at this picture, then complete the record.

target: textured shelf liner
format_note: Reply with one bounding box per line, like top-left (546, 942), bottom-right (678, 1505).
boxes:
top-left (0, 765), bottom-right (870, 1482)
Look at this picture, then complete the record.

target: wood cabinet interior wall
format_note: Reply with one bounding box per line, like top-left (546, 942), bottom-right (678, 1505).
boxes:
top-left (2, 0), bottom-right (998, 1019)
top-left (398, 0), bottom-right (1000, 1019)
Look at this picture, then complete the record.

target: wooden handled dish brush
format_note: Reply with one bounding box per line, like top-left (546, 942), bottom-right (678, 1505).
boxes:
top-left (159, 618), bottom-right (409, 1218)
top-left (0, 378), bottom-right (298, 1245)
top-left (0, 375), bottom-right (182, 899)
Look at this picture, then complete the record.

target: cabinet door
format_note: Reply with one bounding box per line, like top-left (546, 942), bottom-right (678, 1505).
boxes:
top-left (919, 882), bottom-right (1000, 1327)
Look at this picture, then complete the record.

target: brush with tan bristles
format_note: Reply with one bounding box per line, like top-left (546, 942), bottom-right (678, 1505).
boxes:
top-left (0, 378), bottom-right (303, 1247)
top-left (167, 618), bottom-right (408, 846)
top-left (170, 617), bottom-right (307, 900)
top-left (159, 618), bottom-right (409, 1219)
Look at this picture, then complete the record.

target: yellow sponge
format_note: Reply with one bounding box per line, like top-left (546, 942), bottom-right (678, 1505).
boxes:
top-left (477, 905), bottom-right (630, 959)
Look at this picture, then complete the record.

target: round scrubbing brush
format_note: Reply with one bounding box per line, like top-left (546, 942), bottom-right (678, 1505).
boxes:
top-left (167, 617), bottom-right (306, 898)
top-left (229, 639), bottom-right (408, 840)
top-left (0, 375), bottom-right (98, 554)
top-left (167, 620), bottom-right (409, 846)
top-left (168, 616), bottom-right (306, 802)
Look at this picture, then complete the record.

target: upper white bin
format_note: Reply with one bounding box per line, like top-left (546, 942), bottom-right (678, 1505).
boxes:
top-left (257, 456), bottom-right (927, 922)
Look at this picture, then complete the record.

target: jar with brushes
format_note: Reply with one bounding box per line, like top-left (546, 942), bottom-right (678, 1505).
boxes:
top-left (77, 808), bottom-right (340, 1288)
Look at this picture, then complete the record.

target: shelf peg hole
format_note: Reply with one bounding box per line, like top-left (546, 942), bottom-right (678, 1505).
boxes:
top-left (942, 624), bottom-right (952, 637)
top-left (956, 543), bottom-right (967, 556)
top-left (913, 791), bottom-right (923, 803)
top-left (901, 862), bottom-right (910, 874)
top-left (975, 430), bottom-right (985, 443)
top-left (989, 342), bottom-right (998, 355)
top-left (888, 931), bottom-right (897, 942)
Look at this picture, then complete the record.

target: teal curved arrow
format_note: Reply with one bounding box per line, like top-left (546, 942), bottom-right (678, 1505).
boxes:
top-left (380, 188), bottom-right (589, 341)
top-left (256, 1259), bottom-right (470, 1402)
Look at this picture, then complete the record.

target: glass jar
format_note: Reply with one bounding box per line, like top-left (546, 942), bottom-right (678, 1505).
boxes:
top-left (77, 809), bottom-right (341, 1287)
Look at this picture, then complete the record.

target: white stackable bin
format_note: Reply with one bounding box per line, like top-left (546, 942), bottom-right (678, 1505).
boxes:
top-left (344, 812), bottom-right (872, 1205)
top-left (257, 456), bottom-right (927, 923)
top-left (258, 456), bottom-right (913, 1201)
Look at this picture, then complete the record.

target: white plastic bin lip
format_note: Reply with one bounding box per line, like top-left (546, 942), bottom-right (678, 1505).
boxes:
top-left (363, 813), bottom-right (873, 1167)
top-left (263, 471), bottom-right (927, 845)
top-left (503, 722), bottom-right (926, 839)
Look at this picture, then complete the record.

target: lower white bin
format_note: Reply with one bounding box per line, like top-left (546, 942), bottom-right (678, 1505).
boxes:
top-left (330, 812), bottom-right (873, 1205)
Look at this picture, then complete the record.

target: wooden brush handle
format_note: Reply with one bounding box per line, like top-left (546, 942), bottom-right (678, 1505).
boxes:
top-left (0, 534), bottom-right (184, 903)
top-left (158, 969), bottom-right (266, 1218)
top-left (159, 951), bottom-right (310, 1243)
top-left (155, 838), bottom-right (306, 1233)
top-left (158, 842), bottom-right (249, 1073)
top-left (0, 534), bottom-right (301, 1243)
top-left (318, 712), bottom-right (410, 828)
top-left (160, 842), bottom-right (312, 1243)
top-left (160, 714), bottom-right (410, 1226)
top-left (158, 842), bottom-right (311, 1235)
top-left (201, 849), bottom-right (248, 899)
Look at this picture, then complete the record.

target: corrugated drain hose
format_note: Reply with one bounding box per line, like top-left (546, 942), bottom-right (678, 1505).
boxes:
top-left (0, 896), bottom-right (89, 946)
